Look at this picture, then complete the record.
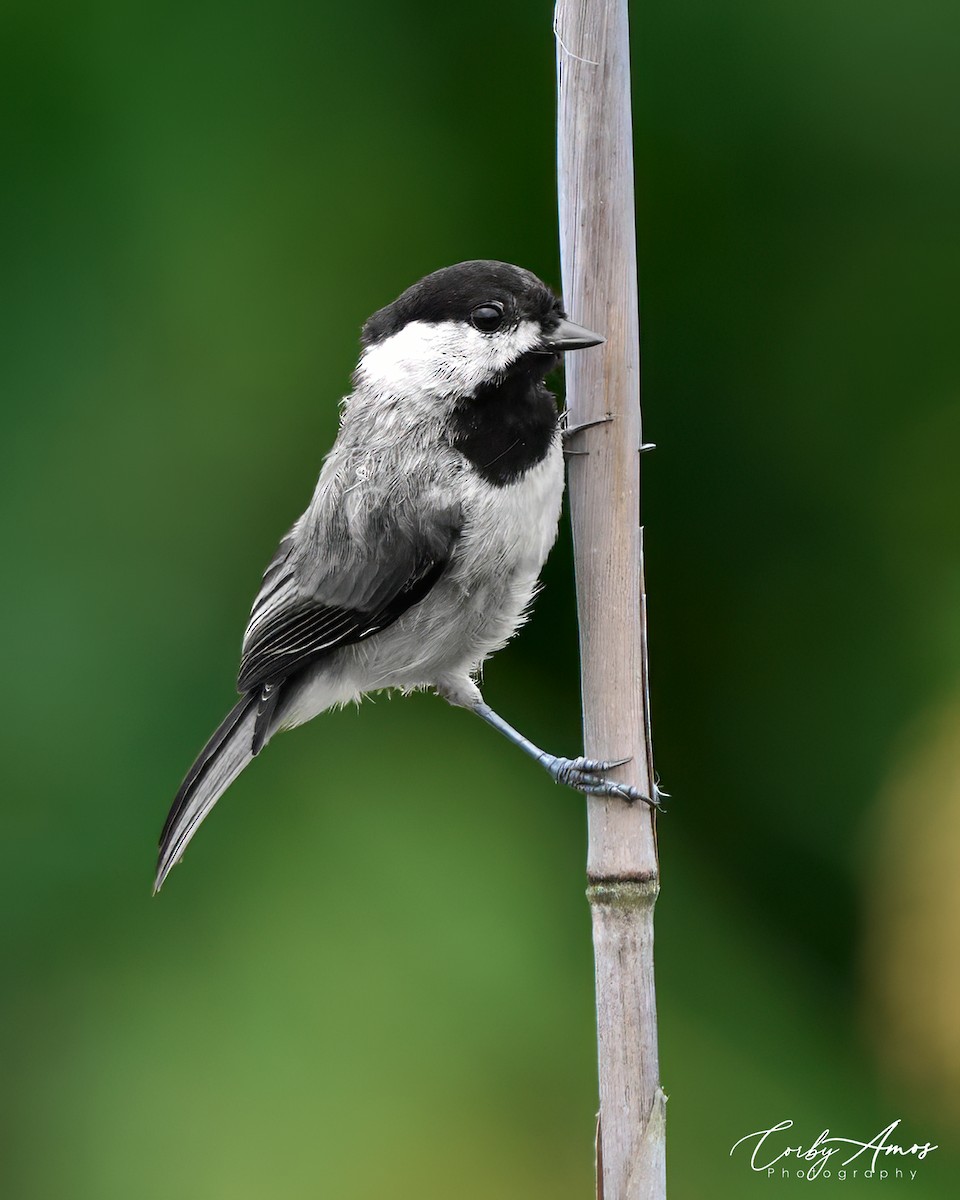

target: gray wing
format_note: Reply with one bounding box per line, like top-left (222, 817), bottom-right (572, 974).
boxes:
top-left (237, 493), bottom-right (461, 747)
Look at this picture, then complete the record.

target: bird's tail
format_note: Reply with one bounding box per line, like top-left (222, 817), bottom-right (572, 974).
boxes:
top-left (155, 695), bottom-right (259, 893)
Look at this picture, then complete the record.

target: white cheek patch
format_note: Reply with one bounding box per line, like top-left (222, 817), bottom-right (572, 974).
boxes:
top-left (357, 319), bottom-right (543, 400)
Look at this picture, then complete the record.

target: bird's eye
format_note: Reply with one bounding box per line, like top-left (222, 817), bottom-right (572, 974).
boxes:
top-left (471, 304), bottom-right (505, 333)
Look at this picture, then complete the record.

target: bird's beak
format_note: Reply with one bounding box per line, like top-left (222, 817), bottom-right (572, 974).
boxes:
top-left (540, 317), bottom-right (605, 352)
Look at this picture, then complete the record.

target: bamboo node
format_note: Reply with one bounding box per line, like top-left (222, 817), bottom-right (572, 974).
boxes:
top-left (586, 878), bottom-right (660, 908)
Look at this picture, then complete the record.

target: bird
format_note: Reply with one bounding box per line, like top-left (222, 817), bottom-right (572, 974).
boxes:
top-left (155, 259), bottom-right (655, 892)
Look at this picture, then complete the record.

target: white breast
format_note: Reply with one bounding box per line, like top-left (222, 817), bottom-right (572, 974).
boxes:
top-left (377, 435), bottom-right (566, 686)
top-left (455, 436), bottom-right (565, 586)
top-left (278, 391), bottom-right (566, 726)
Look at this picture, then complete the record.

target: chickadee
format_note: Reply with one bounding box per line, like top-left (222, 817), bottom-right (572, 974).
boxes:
top-left (156, 259), bottom-right (653, 892)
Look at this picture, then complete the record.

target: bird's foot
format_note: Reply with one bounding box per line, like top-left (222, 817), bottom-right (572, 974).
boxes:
top-left (561, 413), bottom-right (613, 448)
top-left (540, 753), bottom-right (662, 808)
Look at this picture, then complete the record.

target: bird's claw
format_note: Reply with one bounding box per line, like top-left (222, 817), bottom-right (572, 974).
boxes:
top-left (561, 413), bottom-right (613, 443)
top-left (543, 754), bottom-right (661, 808)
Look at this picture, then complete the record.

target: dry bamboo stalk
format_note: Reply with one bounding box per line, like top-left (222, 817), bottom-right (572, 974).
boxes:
top-left (554, 1), bottom-right (667, 1197)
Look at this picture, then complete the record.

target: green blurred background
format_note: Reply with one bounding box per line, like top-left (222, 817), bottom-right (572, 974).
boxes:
top-left (3, 0), bottom-right (959, 1195)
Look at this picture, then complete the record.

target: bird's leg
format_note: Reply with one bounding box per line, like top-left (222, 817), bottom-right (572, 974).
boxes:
top-left (470, 701), bottom-right (660, 807)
